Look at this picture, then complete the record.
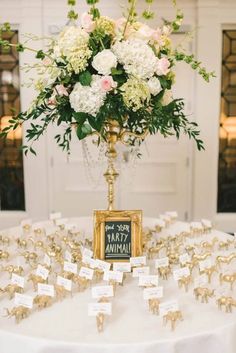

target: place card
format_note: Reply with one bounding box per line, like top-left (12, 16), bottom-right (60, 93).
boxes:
top-left (55, 218), bottom-right (68, 226)
top-left (65, 250), bottom-right (72, 262)
top-left (199, 258), bottom-right (212, 271)
top-left (38, 283), bottom-right (54, 297)
top-left (88, 303), bottom-right (112, 316)
top-left (132, 266), bottom-right (150, 278)
top-left (173, 267), bottom-right (190, 281)
top-left (36, 265), bottom-right (49, 280)
top-left (43, 254), bottom-right (51, 267)
top-left (143, 286), bottom-right (163, 300)
top-left (190, 222), bottom-right (204, 230)
top-left (65, 223), bottom-right (77, 231)
top-left (159, 300), bottom-right (179, 316)
top-left (130, 256), bottom-right (146, 267)
top-left (155, 257), bottom-right (169, 268)
top-left (103, 270), bottom-right (123, 283)
top-left (201, 219), bottom-right (212, 228)
top-left (154, 219), bottom-right (166, 228)
top-left (139, 275), bottom-right (159, 287)
top-left (96, 259), bottom-right (111, 272)
top-left (113, 262), bottom-right (131, 273)
top-left (82, 256), bottom-right (97, 269)
top-left (79, 266), bottom-right (94, 280)
top-left (57, 276), bottom-right (72, 291)
top-left (179, 253), bottom-right (190, 264)
top-left (165, 211), bottom-right (178, 219)
top-left (159, 214), bottom-right (171, 222)
top-left (49, 212), bottom-right (62, 221)
top-left (194, 274), bottom-right (208, 288)
top-left (64, 261), bottom-right (77, 274)
top-left (14, 293), bottom-right (33, 309)
top-left (82, 247), bottom-right (93, 258)
top-left (91, 285), bottom-right (114, 299)
top-left (11, 274), bottom-right (25, 289)
top-left (45, 226), bottom-right (57, 236)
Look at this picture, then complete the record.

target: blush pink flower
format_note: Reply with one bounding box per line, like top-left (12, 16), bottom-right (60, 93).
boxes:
top-left (48, 96), bottom-right (56, 106)
top-left (54, 84), bottom-right (68, 96)
top-left (42, 57), bottom-right (52, 66)
top-left (100, 76), bottom-right (117, 92)
top-left (81, 12), bottom-right (95, 33)
top-left (156, 57), bottom-right (170, 76)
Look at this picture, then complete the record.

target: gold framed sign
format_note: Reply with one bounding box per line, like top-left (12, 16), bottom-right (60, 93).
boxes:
top-left (93, 210), bottom-right (142, 262)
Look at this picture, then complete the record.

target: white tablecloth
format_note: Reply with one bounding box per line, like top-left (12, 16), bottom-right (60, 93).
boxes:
top-left (0, 217), bottom-right (235, 353)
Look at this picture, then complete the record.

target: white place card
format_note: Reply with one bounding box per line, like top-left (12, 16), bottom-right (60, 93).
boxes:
top-left (91, 285), bottom-right (114, 299)
top-left (179, 253), bottom-right (190, 264)
top-left (82, 256), bottom-right (97, 269)
top-left (50, 212), bottom-right (62, 221)
top-left (113, 262), bottom-right (131, 273)
top-left (155, 257), bottom-right (169, 268)
top-left (64, 261), bottom-right (77, 274)
top-left (21, 219), bottom-right (32, 227)
top-left (38, 283), bottom-right (54, 297)
top-left (173, 267), bottom-right (190, 281)
top-left (143, 286), bottom-right (163, 300)
top-left (45, 226), bottom-right (57, 236)
top-left (65, 223), bottom-right (77, 231)
top-left (88, 303), bottom-right (112, 316)
top-left (65, 250), bottom-right (72, 262)
top-left (139, 275), bottom-right (159, 287)
top-left (159, 214), bottom-right (171, 222)
top-left (201, 219), bottom-right (212, 228)
top-left (159, 300), bottom-right (179, 316)
top-left (132, 266), bottom-right (150, 278)
top-left (154, 219), bottom-right (166, 228)
top-left (79, 266), bottom-right (94, 280)
top-left (194, 274), bottom-right (208, 288)
top-left (43, 254), bottom-right (51, 267)
top-left (166, 211), bottom-right (178, 219)
top-left (14, 293), bottom-right (33, 309)
top-left (56, 218), bottom-right (68, 226)
top-left (32, 224), bottom-right (44, 232)
top-left (190, 222), bottom-right (204, 230)
top-left (57, 276), bottom-right (72, 291)
top-left (103, 270), bottom-right (123, 283)
top-left (96, 259), bottom-right (111, 272)
top-left (130, 256), bottom-right (146, 267)
top-left (36, 265), bottom-right (49, 280)
top-left (82, 247), bottom-right (93, 258)
top-left (199, 258), bottom-right (212, 271)
top-left (11, 274), bottom-right (25, 289)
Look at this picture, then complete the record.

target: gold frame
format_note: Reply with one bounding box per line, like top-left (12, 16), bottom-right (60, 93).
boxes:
top-left (93, 210), bottom-right (143, 262)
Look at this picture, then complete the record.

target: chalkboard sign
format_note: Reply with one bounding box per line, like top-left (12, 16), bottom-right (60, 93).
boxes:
top-left (94, 210), bottom-right (142, 262)
top-left (104, 221), bottom-right (131, 260)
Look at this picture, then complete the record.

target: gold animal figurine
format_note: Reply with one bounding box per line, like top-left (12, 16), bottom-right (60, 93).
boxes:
top-left (96, 313), bottom-right (105, 333)
top-left (2, 284), bottom-right (23, 299)
top-left (217, 296), bottom-right (236, 313)
top-left (148, 244), bottom-right (165, 259)
top-left (22, 224), bottom-right (31, 234)
top-left (167, 251), bottom-right (179, 265)
top-left (163, 310), bottom-right (183, 331)
top-left (29, 238), bottom-right (45, 251)
top-left (219, 273), bottom-right (236, 290)
top-left (218, 240), bottom-right (232, 251)
top-left (34, 295), bottom-right (53, 310)
top-left (192, 252), bottom-right (211, 264)
top-left (4, 306), bottom-right (31, 323)
top-left (200, 237), bottom-right (218, 251)
top-left (94, 268), bottom-right (104, 282)
top-left (73, 275), bottom-right (90, 292)
top-left (20, 251), bottom-right (38, 265)
top-left (184, 245), bottom-right (195, 256)
top-left (158, 266), bottom-right (171, 280)
top-left (16, 238), bottom-right (28, 249)
top-left (1, 265), bottom-right (24, 278)
top-left (55, 284), bottom-right (72, 301)
top-left (193, 287), bottom-right (215, 303)
top-left (0, 235), bottom-right (10, 247)
top-left (148, 298), bottom-right (160, 315)
top-left (216, 254), bottom-right (236, 269)
top-left (28, 274), bottom-right (47, 291)
top-left (200, 266), bottom-right (217, 284)
top-left (178, 275), bottom-right (192, 292)
top-left (0, 250), bottom-right (10, 261)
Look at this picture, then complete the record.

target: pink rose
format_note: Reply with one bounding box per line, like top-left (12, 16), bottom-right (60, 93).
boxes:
top-left (48, 96), bottom-right (56, 106)
top-left (81, 12), bottom-right (95, 33)
top-left (136, 25), bottom-right (155, 41)
top-left (101, 76), bottom-right (117, 92)
top-left (54, 84), bottom-right (68, 96)
top-left (156, 57), bottom-right (170, 76)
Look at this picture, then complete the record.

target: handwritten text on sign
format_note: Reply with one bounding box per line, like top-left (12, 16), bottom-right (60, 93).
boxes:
top-left (105, 221), bottom-right (131, 260)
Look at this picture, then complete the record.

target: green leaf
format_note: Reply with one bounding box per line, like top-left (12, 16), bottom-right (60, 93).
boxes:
top-left (88, 116), bottom-right (102, 132)
top-left (30, 147), bottom-right (37, 156)
top-left (111, 68), bottom-right (123, 76)
top-left (36, 50), bottom-right (46, 59)
top-left (76, 123), bottom-right (92, 140)
top-left (72, 112), bottom-right (88, 124)
top-left (78, 71), bottom-right (92, 86)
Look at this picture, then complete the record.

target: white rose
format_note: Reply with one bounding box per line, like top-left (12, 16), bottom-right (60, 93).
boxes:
top-left (92, 49), bottom-right (117, 75)
top-left (147, 77), bottom-right (162, 96)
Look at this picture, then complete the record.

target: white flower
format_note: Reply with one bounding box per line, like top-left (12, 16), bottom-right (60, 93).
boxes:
top-left (162, 90), bottom-right (173, 106)
top-left (92, 49), bottom-right (117, 75)
top-left (69, 75), bottom-right (107, 116)
top-left (112, 39), bottom-right (158, 79)
top-left (147, 77), bottom-right (162, 96)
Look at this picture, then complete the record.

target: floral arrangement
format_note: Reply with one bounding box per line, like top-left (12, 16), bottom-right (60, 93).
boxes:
top-left (0, 0), bottom-right (215, 155)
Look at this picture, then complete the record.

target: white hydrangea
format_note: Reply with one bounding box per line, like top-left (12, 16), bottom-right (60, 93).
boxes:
top-left (112, 39), bottom-right (158, 79)
top-left (92, 49), bottom-right (117, 75)
top-left (147, 77), bottom-right (162, 96)
top-left (69, 75), bottom-right (107, 116)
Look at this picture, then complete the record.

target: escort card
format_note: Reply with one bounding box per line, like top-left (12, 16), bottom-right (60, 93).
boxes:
top-left (159, 214), bottom-right (171, 222)
top-left (11, 274), bottom-right (25, 288)
top-left (199, 258), bottom-right (212, 271)
top-left (79, 266), bottom-right (94, 280)
top-left (82, 256), bottom-right (97, 269)
top-left (113, 262), bottom-right (131, 273)
top-left (139, 275), bottom-right (159, 287)
top-left (103, 270), bottom-right (123, 283)
top-left (38, 283), bottom-right (54, 297)
top-left (132, 266), bottom-right (150, 278)
top-left (194, 274), bottom-right (208, 288)
top-left (91, 285), bottom-right (114, 299)
top-left (82, 247), bottom-right (93, 258)
top-left (64, 261), bottom-right (77, 274)
top-left (165, 211), bottom-right (178, 219)
top-left (14, 293), bottom-right (33, 309)
top-left (190, 222), bottom-right (204, 230)
top-left (36, 265), bottom-right (49, 280)
top-left (155, 257), bottom-right (169, 268)
top-left (45, 226), bottom-right (57, 236)
top-left (173, 267), bottom-right (190, 281)
top-left (49, 212), bottom-right (62, 221)
top-left (154, 219), bottom-right (166, 228)
top-left (55, 218), bottom-right (68, 226)
top-left (65, 250), bottom-right (72, 262)
top-left (65, 223), bottom-right (77, 231)
top-left (179, 253), bottom-right (190, 264)
top-left (43, 254), bottom-right (51, 267)
top-left (130, 256), bottom-right (146, 267)
top-left (143, 286), bottom-right (163, 300)
top-left (96, 259), bottom-right (111, 272)
top-left (88, 303), bottom-right (112, 316)
top-left (201, 219), bottom-right (212, 228)
top-left (159, 300), bottom-right (179, 316)
top-left (57, 276), bottom-right (72, 291)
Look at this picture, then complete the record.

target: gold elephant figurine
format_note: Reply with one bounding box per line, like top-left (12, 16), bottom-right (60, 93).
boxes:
top-left (178, 275), bottom-right (192, 292)
top-left (33, 295), bottom-right (53, 310)
top-left (148, 298), bottom-right (160, 315)
top-left (3, 284), bottom-right (24, 300)
top-left (217, 296), bottom-right (236, 313)
top-left (163, 310), bottom-right (183, 331)
top-left (20, 251), bottom-right (38, 265)
top-left (193, 287), bottom-right (215, 303)
top-left (219, 273), bottom-right (236, 290)
top-left (4, 306), bottom-right (31, 323)
top-left (1, 265), bottom-right (24, 278)
top-left (28, 274), bottom-right (48, 291)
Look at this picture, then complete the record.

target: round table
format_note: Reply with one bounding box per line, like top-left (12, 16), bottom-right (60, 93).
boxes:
top-left (0, 217), bottom-right (235, 353)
